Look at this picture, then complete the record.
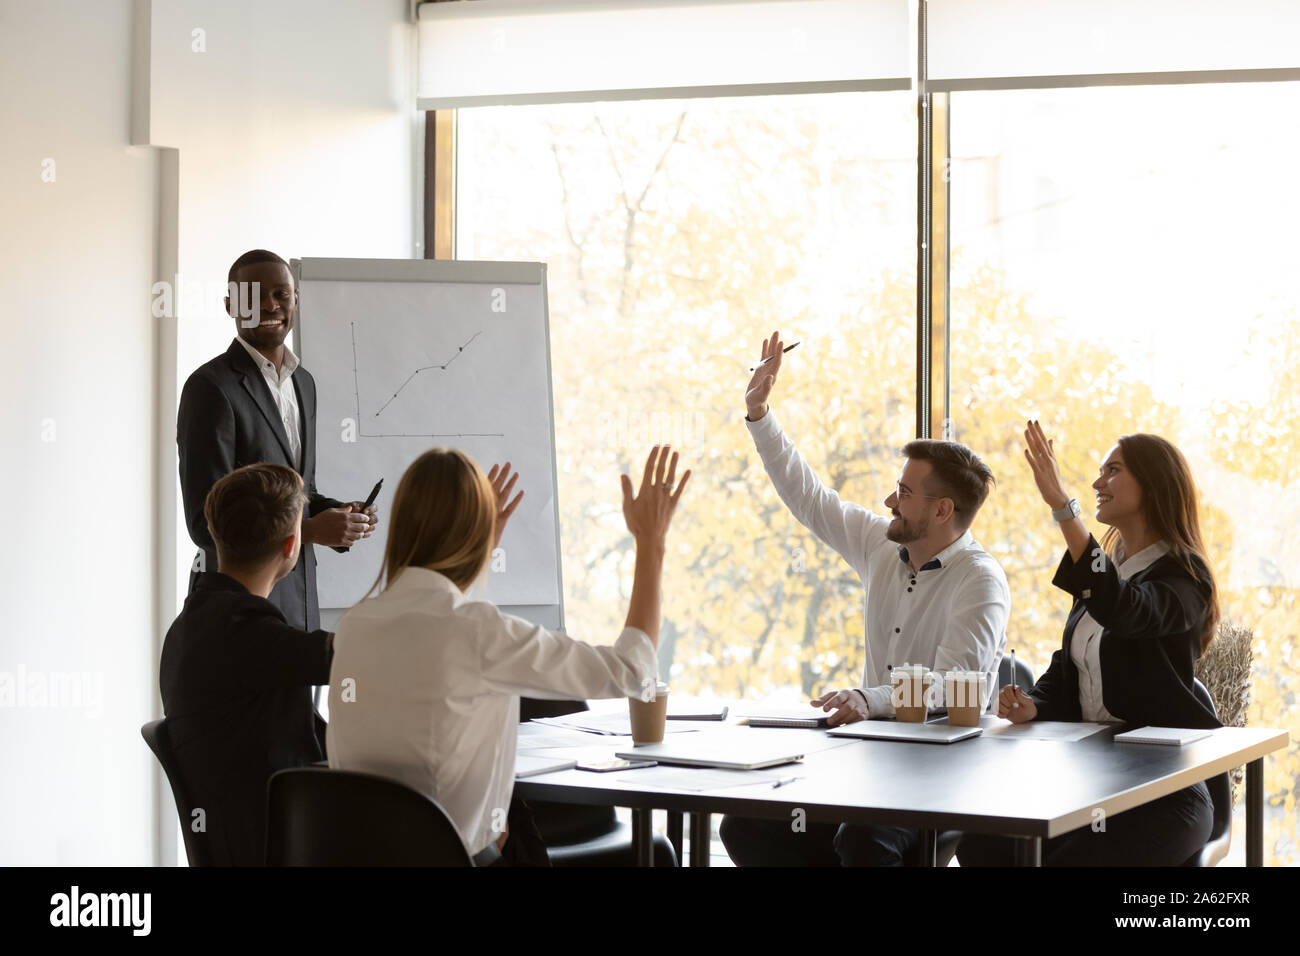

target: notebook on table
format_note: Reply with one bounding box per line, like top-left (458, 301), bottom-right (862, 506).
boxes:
top-left (738, 705), bottom-right (835, 728)
top-left (667, 705), bottom-right (730, 721)
top-left (744, 713), bottom-right (832, 729)
top-left (514, 754), bottom-right (579, 779)
top-left (615, 735), bottom-right (805, 770)
top-left (826, 721), bottom-right (982, 744)
top-left (1113, 726), bottom-right (1213, 746)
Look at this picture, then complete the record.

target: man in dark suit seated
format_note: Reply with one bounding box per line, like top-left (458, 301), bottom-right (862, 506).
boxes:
top-left (160, 463), bottom-right (333, 866)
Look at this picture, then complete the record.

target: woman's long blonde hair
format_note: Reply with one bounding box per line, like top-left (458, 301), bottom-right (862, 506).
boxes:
top-left (365, 448), bottom-right (497, 597)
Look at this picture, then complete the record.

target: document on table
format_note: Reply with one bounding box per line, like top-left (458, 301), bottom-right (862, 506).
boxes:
top-left (530, 712), bottom-right (700, 736)
top-left (516, 725), bottom-right (607, 752)
top-left (628, 766), bottom-right (795, 792)
top-left (982, 720), bottom-right (1113, 742)
top-left (516, 745), bottom-right (628, 763)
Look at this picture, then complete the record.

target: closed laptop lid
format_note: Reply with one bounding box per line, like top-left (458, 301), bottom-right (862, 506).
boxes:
top-left (826, 721), bottom-right (982, 744)
top-left (615, 734), bottom-right (805, 770)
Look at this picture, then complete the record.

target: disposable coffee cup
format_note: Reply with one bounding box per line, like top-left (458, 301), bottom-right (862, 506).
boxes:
top-left (628, 681), bottom-right (670, 744)
top-left (891, 663), bottom-right (935, 723)
top-left (944, 670), bottom-right (987, 727)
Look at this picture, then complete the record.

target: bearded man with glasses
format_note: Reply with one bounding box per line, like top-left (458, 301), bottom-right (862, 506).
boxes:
top-left (720, 331), bottom-right (1011, 867)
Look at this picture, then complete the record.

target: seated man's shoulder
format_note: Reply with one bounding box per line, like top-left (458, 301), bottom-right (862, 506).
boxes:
top-left (954, 541), bottom-right (1011, 588)
top-left (171, 578), bottom-right (285, 647)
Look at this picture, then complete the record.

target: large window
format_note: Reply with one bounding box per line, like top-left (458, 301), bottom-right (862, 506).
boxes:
top-left (458, 93), bottom-right (916, 703)
top-left (949, 82), bottom-right (1300, 865)
top-left (454, 78), bottom-right (1300, 866)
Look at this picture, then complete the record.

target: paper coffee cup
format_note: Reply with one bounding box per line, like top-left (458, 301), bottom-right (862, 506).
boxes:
top-left (944, 670), bottom-right (986, 727)
top-left (892, 663), bottom-right (932, 723)
top-left (628, 681), bottom-right (670, 744)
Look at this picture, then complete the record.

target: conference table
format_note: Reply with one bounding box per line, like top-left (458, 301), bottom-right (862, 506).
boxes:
top-left (514, 718), bottom-right (1288, 866)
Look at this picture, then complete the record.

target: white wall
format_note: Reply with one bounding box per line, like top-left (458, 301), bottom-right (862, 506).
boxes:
top-left (0, 0), bottom-right (418, 864)
top-left (0, 0), bottom-right (160, 864)
top-left (142, 0), bottom-right (419, 618)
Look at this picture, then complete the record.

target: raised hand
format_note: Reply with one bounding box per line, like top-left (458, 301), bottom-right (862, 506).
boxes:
top-left (487, 462), bottom-right (525, 548)
top-left (744, 330), bottom-right (785, 421)
top-left (620, 445), bottom-right (691, 544)
top-left (1023, 419), bottom-right (1070, 510)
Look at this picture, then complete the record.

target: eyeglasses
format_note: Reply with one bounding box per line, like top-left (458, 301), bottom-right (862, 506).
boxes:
top-left (895, 481), bottom-right (941, 501)
top-left (895, 481), bottom-right (956, 508)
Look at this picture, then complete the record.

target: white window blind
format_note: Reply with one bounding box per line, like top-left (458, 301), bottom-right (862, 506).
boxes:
top-left (928, 0), bottom-right (1300, 91)
top-left (416, 0), bottom-right (912, 108)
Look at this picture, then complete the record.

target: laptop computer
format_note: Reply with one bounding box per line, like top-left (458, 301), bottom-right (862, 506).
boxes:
top-left (826, 721), bottom-right (982, 744)
top-left (615, 734), bottom-right (805, 770)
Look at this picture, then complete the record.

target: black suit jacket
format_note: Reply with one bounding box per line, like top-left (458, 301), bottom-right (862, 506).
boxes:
top-left (177, 339), bottom-right (344, 631)
top-left (1030, 536), bottom-right (1221, 730)
top-left (159, 572), bottom-right (333, 867)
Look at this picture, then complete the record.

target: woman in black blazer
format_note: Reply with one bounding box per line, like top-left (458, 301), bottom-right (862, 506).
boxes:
top-left (958, 421), bottom-right (1220, 866)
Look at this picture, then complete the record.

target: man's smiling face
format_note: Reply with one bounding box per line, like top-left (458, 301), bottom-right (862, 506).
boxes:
top-left (228, 261), bottom-right (296, 351)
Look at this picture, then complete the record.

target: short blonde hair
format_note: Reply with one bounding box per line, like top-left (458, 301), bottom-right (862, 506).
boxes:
top-left (368, 448), bottom-right (496, 595)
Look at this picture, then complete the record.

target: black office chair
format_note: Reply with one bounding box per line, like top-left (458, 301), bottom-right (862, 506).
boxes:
top-left (1183, 678), bottom-right (1232, 867)
top-left (266, 767), bottom-right (472, 866)
top-left (521, 697), bottom-right (678, 866)
top-left (997, 652), bottom-right (1036, 695)
top-left (141, 718), bottom-right (213, 867)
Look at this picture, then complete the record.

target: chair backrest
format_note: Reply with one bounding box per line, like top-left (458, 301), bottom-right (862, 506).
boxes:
top-left (1194, 622), bottom-right (1253, 806)
top-left (266, 767), bottom-right (473, 866)
top-left (520, 697), bottom-right (589, 721)
top-left (1189, 678), bottom-right (1232, 841)
top-left (140, 718), bottom-right (213, 867)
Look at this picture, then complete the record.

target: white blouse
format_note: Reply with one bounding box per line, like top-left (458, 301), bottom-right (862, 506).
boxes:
top-left (1069, 540), bottom-right (1170, 721)
top-left (326, 566), bottom-right (655, 856)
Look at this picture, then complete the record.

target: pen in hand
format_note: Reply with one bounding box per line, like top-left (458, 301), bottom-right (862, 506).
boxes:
top-left (1010, 648), bottom-right (1020, 709)
top-left (362, 478), bottom-right (383, 510)
top-left (750, 341), bottom-right (800, 371)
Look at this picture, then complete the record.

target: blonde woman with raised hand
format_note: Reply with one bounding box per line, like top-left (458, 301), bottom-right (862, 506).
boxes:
top-left (328, 445), bottom-right (689, 866)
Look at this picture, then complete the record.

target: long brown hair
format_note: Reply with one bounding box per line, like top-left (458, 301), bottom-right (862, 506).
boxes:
top-left (365, 448), bottom-right (497, 597)
top-left (1101, 434), bottom-right (1219, 656)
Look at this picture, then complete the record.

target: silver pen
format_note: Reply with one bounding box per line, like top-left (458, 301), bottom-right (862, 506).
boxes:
top-left (750, 341), bottom-right (800, 372)
top-left (771, 776), bottom-right (802, 789)
top-left (1010, 648), bottom-right (1020, 708)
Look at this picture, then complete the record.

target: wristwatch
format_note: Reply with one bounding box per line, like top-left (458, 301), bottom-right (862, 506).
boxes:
top-left (1051, 498), bottom-right (1081, 522)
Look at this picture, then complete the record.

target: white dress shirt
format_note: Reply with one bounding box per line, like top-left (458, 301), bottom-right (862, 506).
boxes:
top-left (233, 335), bottom-right (302, 470)
top-left (326, 566), bottom-right (656, 857)
top-left (1069, 539), bottom-right (1170, 721)
top-left (747, 409), bottom-right (1010, 716)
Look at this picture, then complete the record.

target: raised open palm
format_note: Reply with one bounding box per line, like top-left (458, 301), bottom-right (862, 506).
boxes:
top-left (744, 330), bottom-right (786, 419)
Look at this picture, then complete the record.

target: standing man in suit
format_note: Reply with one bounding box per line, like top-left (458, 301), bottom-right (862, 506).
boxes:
top-left (177, 249), bottom-right (378, 631)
